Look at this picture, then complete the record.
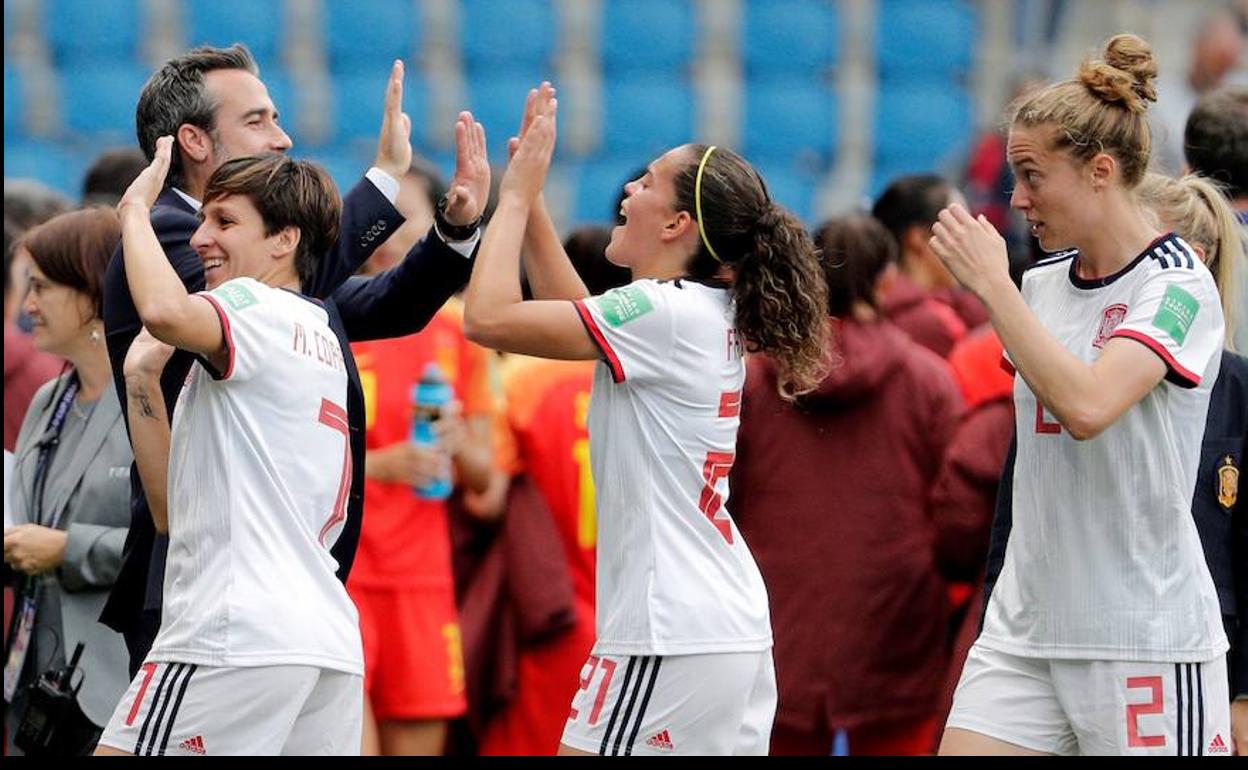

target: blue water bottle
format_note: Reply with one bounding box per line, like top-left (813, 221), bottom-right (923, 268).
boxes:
top-left (411, 362), bottom-right (453, 500)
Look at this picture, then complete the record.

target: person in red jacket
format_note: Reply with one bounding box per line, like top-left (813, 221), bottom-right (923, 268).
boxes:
top-left (731, 213), bottom-right (965, 755)
top-left (872, 175), bottom-right (986, 357)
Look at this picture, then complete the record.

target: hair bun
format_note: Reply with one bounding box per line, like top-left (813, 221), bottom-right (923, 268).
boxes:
top-left (1078, 33), bottom-right (1158, 113)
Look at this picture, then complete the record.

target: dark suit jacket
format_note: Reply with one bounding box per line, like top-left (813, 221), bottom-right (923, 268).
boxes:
top-left (984, 351), bottom-right (1248, 697)
top-left (100, 180), bottom-right (472, 671)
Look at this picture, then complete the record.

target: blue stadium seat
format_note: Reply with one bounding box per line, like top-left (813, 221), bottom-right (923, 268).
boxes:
top-left (3, 139), bottom-right (88, 197)
top-left (601, 0), bottom-right (694, 75)
top-left (330, 70), bottom-right (428, 144)
top-left (186, 0), bottom-right (283, 70)
top-left (44, 0), bottom-right (142, 65)
top-left (461, 0), bottom-right (554, 69)
top-left (873, 84), bottom-right (972, 172)
top-left (61, 63), bottom-right (149, 137)
top-left (877, 0), bottom-right (978, 80)
top-left (5, 66), bottom-right (21, 137)
top-left (743, 77), bottom-right (838, 164)
top-left (755, 161), bottom-right (820, 225)
top-left (466, 68), bottom-right (550, 162)
top-left (324, 0), bottom-right (418, 74)
top-left (743, 0), bottom-right (838, 77)
top-left (572, 155), bottom-right (648, 225)
top-left (298, 144), bottom-right (374, 196)
top-left (602, 78), bottom-right (694, 159)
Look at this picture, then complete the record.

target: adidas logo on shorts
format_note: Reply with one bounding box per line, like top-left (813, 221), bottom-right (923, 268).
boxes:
top-left (645, 729), bottom-right (674, 751)
top-left (178, 735), bottom-right (207, 755)
top-left (1208, 734), bottom-right (1229, 755)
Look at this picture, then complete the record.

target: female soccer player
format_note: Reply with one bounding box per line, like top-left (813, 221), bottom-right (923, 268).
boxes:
top-left (931, 35), bottom-right (1230, 756)
top-left (463, 85), bottom-right (828, 755)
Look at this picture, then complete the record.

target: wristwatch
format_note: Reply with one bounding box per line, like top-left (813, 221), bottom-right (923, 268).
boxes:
top-left (435, 195), bottom-right (482, 241)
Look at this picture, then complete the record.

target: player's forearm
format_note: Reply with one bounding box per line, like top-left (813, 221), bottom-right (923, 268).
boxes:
top-left (982, 280), bottom-right (1113, 438)
top-left (464, 196), bottom-right (528, 346)
top-left (523, 196), bottom-right (589, 301)
top-left (119, 205), bottom-right (199, 343)
top-left (125, 372), bottom-right (172, 534)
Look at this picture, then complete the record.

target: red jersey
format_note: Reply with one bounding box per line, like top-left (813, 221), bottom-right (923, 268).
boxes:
top-left (349, 304), bottom-right (495, 588)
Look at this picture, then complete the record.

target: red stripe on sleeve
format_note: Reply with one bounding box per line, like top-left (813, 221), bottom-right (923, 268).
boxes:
top-left (1000, 355), bottom-right (1016, 376)
top-left (198, 294), bottom-right (236, 380)
top-left (573, 300), bottom-right (625, 383)
top-left (1110, 329), bottom-right (1201, 387)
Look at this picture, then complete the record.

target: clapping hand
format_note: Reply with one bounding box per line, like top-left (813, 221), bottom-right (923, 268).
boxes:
top-left (500, 83), bottom-right (557, 204)
top-left (444, 112), bottom-right (491, 227)
top-left (372, 60), bottom-right (413, 182)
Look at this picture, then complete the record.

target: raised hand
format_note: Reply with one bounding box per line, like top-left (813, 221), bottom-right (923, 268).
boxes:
top-left (929, 203), bottom-right (1010, 299)
top-left (500, 86), bottom-right (557, 203)
top-left (444, 112), bottom-right (490, 227)
top-left (119, 135), bottom-right (173, 214)
top-left (507, 82), bottom-right (550, 160)
top-left (372, 60), bottom-right (413, 181)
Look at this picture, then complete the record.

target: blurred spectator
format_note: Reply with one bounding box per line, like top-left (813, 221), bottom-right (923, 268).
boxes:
top-left (3, 180), bottom-right (73, 233)
top-left (732, 214), bottom-right (964, 755)
top-left (478, 226), bottom-right (629, 756)
top-left (4, 220), bottom-right (62, 451)
top-left (81, 148), bottom-right (149, 207)
top-left (1153, 10), bottom-right (1245, 175)
top-left (1184, 84), bottom-right (1248, 351)
top-left (4, 208), bottom-right (133, 755)
top-left (349, 165), bottom-right (496, 756)
top-left (872, 175), bottom-right (981, 357)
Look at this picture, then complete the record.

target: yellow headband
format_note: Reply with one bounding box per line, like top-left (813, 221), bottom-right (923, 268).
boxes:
top-left (694, 145), bottom-right (722, 263)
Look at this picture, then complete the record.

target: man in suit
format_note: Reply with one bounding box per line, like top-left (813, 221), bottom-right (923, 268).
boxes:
top-left (100, 44), bottom-right (490, 676)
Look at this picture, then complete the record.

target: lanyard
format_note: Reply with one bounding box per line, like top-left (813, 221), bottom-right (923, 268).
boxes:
top-left (3, 375), bottom-right (80, 702)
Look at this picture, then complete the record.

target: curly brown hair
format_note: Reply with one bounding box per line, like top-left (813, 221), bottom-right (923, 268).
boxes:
top-left (672, 145), bottom-right (829, 398)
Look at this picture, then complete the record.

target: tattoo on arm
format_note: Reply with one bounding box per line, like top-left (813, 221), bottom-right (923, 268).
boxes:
top-left (135, 389), bottom-right (157, 419)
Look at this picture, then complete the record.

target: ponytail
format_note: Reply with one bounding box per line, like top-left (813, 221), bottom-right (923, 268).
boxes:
top-left (674, 145), bottom-right (828, 398)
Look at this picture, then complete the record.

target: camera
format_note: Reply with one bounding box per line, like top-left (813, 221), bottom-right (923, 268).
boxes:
top-left (13, 643), bottom-right (102, 756)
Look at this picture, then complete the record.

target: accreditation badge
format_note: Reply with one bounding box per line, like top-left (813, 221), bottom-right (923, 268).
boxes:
top-left (1217, 455), bottom-right (1239, 510)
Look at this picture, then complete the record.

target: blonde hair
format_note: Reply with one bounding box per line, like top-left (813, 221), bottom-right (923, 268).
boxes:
top-left (1137, 172), bottom-right (1244, 351)
top-left (1011, 34), bottom-right (1158, 187)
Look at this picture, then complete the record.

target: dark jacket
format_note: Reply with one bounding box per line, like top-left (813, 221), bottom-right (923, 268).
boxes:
top-left (731, 317), bottom-right (964, 734)
top-left (100, 181), bottom-right (472, 673)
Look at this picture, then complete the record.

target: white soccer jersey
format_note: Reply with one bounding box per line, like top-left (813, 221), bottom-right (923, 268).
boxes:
top-left (148, 278), bottom-right (363, 674)
top-left (982, 233), bottom-right (1227, 662)
top-left (572, 279), bottom-right (772, 656)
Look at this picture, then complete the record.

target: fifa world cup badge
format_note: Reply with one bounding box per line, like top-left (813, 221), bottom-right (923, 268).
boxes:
top-left (1217, 455), bottom-right (1239, 510)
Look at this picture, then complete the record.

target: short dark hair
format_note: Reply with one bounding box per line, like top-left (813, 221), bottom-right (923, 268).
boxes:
top-left (203, 154), bottom-right (342, 291)
top-left (815, 214), bottom-right (898, 318)
top-left (18, 207), bottom-right (122, 319)
top-left (82, 147), bottom-right (150, 206)
top-left (1184, 85), bottom-right (1248, 199)
top-left (871, 174), bottom-right (955, 251)
top-left (136, 44), bottom-right (259, 188)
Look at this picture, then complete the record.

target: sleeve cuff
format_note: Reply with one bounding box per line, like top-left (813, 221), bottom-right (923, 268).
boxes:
top-left (432, 224), bottom-right (479, 258)
top-left (573, 300), bottom-right (625, 383)
top-left (1109, 329), bottom-right (1201, 387)
top-left (198, 294), bottom-right (236, 380)
top-left (365, 167), bottom-right (400, 205)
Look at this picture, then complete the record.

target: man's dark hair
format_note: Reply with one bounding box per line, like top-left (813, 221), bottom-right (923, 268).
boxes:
top-left (136, 44), bottom-right (259, 188)
top-left (1184, 85), bottom-right (1248, 199)
top-left (204, 154), bottom-right (342, 291)
top-left (82, 147), bottom-right (149, 206)
top-left (870, 174), bottom-right (955, 253)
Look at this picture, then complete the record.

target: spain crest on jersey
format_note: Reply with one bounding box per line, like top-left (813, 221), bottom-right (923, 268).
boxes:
top-left (1093, 303), bottom-right (1128, 349)
top-left (1217, 455), bottom-right (1239, 510)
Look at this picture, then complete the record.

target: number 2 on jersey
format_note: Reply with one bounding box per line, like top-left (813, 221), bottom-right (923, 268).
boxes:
top-left (316, 398), bottom-right (351, 548)
top-left (699, 451), bottom-right (735, 544)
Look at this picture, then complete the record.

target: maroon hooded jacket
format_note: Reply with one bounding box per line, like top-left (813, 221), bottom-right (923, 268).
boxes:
top-left (731, 317), bottom-right (964, 735)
